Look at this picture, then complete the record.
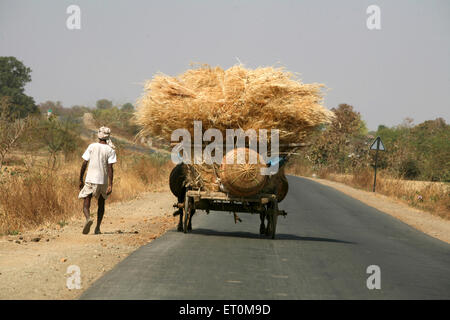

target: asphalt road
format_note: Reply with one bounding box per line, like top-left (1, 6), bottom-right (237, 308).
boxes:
top-left (81, 176), bottom-right (450, 299)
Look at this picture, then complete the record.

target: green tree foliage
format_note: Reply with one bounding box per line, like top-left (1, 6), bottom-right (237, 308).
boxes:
top-left (39, 118), bottom-right (83, 168)
top-left (0, 57), bottom-right (37, 117)
top-left (121, 102), bottom-right (134, 112)
top-left (92, 106), bottom-right (138, 137)
top-left (408, 118), bottom-right (449, 181)
top-left (399, 158), bottom-right (421, 179)
top-left (299, 107), bottom-right (449, 182)
top-left (307, 104), bottom-right (370, 172)
top-left (69, 105), bottom-right (92, 117)
top-left (376, 123), bottom-right (412, 176)
top-left (376, 118), bottom-right (449, 181)
top-left (96, 99), bottom-right (113, 110)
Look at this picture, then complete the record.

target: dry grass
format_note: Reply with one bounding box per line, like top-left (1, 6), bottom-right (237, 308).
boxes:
top-left (285, 156), bottom-right (314, 177)
top-left (287, 162), bottom-right (449, 219)
top-left (0, 151), bottom-right (172, 234)
top-left (0, 170), bottom-right (78, 232)
top-left (109, 151), bottom-right (172, 201)
top-left (135, 64), bottom-right (334, 149)
top-left (329, 170), bottom-right (449, 220)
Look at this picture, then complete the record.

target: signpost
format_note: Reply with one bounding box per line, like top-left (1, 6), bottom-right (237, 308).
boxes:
top-left (370, 136), bottom-right (385, 192)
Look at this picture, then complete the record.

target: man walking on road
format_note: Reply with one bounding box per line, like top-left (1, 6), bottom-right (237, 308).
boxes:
top-left (79, 126), bottom-right (117, 234)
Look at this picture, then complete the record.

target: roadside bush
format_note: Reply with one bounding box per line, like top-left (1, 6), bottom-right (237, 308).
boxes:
top-left (399, 159), bottom-right (421, 180)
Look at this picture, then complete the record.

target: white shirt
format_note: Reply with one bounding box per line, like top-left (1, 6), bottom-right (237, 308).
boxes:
top-left (82, 142), bottom-right (117, 184)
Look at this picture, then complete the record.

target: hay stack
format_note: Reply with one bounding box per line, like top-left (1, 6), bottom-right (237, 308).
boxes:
top-left (136, 64), bottom-right (333, 196)
top-left (135, 64), bottom-right (334, 148)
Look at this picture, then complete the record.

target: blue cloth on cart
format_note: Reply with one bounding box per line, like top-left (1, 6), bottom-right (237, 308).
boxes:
top-left (267, 156), bottom-right (287, 168)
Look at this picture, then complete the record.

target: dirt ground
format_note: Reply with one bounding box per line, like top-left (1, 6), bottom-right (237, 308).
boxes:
top-left (0, 191), bottom-right (177, 300)
top-left (310, 177), bottom-right (450, 244)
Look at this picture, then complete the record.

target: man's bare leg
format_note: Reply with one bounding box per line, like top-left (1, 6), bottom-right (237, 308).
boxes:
top-left (82, 194), bottom-right (93, 234)
top-left (95, 195), bottom-right (105, 234)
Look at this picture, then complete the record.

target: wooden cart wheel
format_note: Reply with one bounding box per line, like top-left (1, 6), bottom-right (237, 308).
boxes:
top-left (265, 213), bottom-right (272, 236)
top-left (270, 209), bottom-right (278, 239)
top-left (183, 195), bottom-right (191, 233)
top-left (268, 200), bottom-right (278, 239)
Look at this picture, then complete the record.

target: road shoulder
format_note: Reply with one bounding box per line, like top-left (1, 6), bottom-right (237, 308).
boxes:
top-left (0, 191), bottom-right (177, 299)
top-left (307, 177), bottom-right (450, 244)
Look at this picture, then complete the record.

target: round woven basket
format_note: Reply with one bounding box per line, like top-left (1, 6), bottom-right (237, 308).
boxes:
top-left (219, 148), bottom-right (268, 197)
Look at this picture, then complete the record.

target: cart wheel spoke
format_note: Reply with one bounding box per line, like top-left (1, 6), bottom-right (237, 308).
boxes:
top-left (271, 211), bottom-right (278, 239)
top-left (183, 196), bottom-right (190, 233)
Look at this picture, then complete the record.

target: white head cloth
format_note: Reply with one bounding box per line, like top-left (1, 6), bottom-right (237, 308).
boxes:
top-left (98, 126), bottom-right (115, 149)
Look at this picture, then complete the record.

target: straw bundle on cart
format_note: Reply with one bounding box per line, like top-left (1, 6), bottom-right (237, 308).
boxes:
top-left (136, 64), bottom-right (334, 196)
top-left (135, 64), bottom-right (334, 147)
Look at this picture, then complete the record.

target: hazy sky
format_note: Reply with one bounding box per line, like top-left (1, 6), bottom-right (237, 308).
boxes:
top-left (1, 0), bottom-right (449, 130)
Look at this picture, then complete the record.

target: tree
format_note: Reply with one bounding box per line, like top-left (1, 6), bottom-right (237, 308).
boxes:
top-left (38, 101), bottom-right (64, 115)
top-left (0, 56), bottom-right (37, 117)
top-left (69, 105), bottom-right (92, 118)
top-left (92, 105), bottom-right (139, 137)
top-left (96, 99), bottom-right (113, 110)
top-left (307, 104), bottom-right (370, 172)
top-left (375, 118), bottom-right (449, 181)
top-left (399, 158), bottom-right (421, 179)
top-left (409, 118), bottom-right (449, 181)
top-left (0, 97), bottom-right (32, 168)
top-left (376, 122), bottom-right (411, 177)
top-left (121, 102), bottom-right (134, 112)
top-left (40, 119), bottom-right (81, 169)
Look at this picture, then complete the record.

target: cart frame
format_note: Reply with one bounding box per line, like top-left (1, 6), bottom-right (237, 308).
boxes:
top-left (181, 189), bottom-right (287, 239)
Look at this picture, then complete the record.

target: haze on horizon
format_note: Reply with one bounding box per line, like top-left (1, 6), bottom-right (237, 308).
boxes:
top-left (0, 0), bottom-right (449, 130)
